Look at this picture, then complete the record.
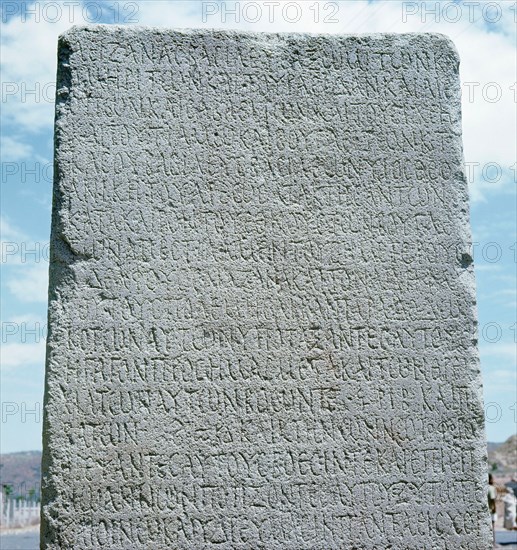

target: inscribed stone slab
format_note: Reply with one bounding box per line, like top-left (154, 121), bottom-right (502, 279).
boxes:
top-left (41, 26), bottom-right (491, 549)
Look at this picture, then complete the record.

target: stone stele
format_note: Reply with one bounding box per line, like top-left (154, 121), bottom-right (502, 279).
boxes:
top-left (41, 26), bottom-right (491, 549)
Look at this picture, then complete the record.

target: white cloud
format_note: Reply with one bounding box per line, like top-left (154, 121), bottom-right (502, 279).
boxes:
top-left (477, 288), bottom-right (517, 309)
top-left (475, 264), bottom-right (502, 273)
top-left (0, 314), bottom-right (47, 357)
top-left (1, 217), bottom-right (50, 269)
top-left (20, 192), bottom-right (52, 210)
top-left (482, 366), bottom-right (517, 396)
top-left (0, 136), bottom-right (34, 162)
top-left (128, 1), bottom-right (204, 28)
top-left (488, 288), bottom-right (517, 298)
top-left (0, 341), bottom-right (46, 370)
top-left (1, 1), bottom-right (93, 133)
top-left (472, 217), bottom-right (517, 242)
top-left (0, 216), bottom-right (27, 241)
top-left (492, 272), bottom-right (517, 282)
top-left (480, 342), bottom-right (517, 362)
top-left (490, 369), bottom-right (517, 381)
top-left (1, 313), bottom-right (47, 329)
top-left (6, 263), bottom-right (49, 303)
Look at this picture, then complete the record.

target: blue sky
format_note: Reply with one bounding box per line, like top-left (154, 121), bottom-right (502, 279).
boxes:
top-left (1, 0), bottom-right (516, 452)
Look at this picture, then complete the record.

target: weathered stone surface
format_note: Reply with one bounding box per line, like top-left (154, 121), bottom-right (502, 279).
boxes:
top-left (41, 26), bottom-right (491, 549)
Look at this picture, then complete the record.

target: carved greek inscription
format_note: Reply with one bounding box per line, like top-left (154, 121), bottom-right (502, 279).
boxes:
top-left (41, 28), bottom-right (490, 549)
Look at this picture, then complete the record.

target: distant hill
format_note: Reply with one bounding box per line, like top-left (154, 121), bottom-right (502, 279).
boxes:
top-left (488, 441), bottom-right (502, 453)
top-left (0, 451), bottom-right (41, 500)
top-left (488, 435), bottom-right (517, 475)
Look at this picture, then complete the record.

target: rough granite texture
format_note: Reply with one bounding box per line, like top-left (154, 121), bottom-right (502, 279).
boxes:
top-left (41, 26), bottom-right (491, 549)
